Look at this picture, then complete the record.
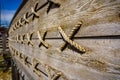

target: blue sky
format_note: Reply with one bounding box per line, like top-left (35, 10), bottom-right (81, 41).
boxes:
top-left (0, 0), bottom-right (22, 27)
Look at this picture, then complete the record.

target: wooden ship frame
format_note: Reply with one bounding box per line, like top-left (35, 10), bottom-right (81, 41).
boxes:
top-left (9, 0), bottom-right (120, 80)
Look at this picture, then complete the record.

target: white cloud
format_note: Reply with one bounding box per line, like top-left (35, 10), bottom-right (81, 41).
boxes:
top-left (1, 10), bottom-right (15, 25)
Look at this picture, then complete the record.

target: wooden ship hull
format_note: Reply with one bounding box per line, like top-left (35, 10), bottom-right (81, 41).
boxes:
top-left (8, 0), bottom-right (120, 80)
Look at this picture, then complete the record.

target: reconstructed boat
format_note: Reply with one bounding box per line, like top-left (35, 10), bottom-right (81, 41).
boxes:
top-left (9, 0), bottom-right (120, 80)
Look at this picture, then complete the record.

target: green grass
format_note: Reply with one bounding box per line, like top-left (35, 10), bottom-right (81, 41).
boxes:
top-left (0, 55), bottom-right (3, 60)
top-left (0, 55), bottom-right (7, 69)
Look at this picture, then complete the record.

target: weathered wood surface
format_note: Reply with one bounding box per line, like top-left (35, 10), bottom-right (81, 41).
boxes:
top-left (9, 0), bottom-right (120, 80)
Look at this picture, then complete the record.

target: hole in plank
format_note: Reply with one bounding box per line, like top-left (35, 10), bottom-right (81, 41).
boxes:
top-left (34, 63), bottom-right (48, 77)
top-left (47, 1), bottom-right (60, 13)
top-left (19, 53), bottom-right (24, 59)
top-left (25, 57), bottom-right (32, 65)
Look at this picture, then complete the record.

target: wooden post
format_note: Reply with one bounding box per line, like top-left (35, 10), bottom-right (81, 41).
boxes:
top-left (2, 33), bottom-right (6, 54)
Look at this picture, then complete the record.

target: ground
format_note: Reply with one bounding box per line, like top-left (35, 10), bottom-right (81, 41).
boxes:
top-left (0, 55), bottom-right (11, 80)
